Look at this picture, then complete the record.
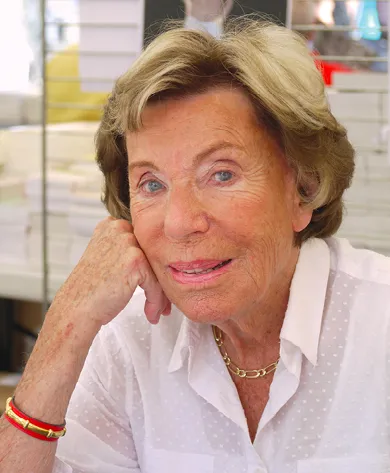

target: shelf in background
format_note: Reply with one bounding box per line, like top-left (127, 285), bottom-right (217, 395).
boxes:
top-left (0, 264), bottom-right (70, 302)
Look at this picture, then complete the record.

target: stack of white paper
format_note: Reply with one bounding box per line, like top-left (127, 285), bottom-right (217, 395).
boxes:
top-left (25, 171), bottom-right (90, 213)
top-left (29, 213), bottom-right (70, 236)
top-left (68, 191), bottom-right (109, 265)
top-left (0, 176), bottom-right (25, 201)
top-left (0, 92), bottom-right (24, 126)
top-left (22, 88), bottom-right (41, 125)
top-left (0, 176), bottom-right (28, 264)
top-left (27, 232), bottom-right (70, 270)
top-left (0, 202), bottom-right (29, 265)
top-left (329, 72), bottom-right (390, 255)
top-left (27, 212), bottom-right (71, 269)
top-left (25, 171), bottom-right (91, 269)
top-left (2, 122), bottom-right (99, 175)
top-left (68, 162), bottom-right (104, 193)
top-left (0, 89), bottom-right (41, 127)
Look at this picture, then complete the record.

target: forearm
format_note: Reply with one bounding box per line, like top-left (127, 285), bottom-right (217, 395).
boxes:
top-left (0, 305), bottom-right (100, 473)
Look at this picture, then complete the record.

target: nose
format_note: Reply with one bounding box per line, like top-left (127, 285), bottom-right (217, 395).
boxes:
top-left (164, 185), bottom-right (210, 240)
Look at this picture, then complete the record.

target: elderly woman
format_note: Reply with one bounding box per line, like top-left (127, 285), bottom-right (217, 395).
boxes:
top-left (1, 19), bottom-right (389, 473)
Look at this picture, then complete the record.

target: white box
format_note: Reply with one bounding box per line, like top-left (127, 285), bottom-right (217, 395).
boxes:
top-left (79, 53), bottom-right (138, 86)
top-left (79, 0), bottom-right (143, 24)
top-left (0, 93), bottom-right (24, 126)
top-left (81, 25), bottom-right (143, 53)
top-left (332, 72), bottom-right (388, 91)
top-left (327, 92), bottom-right (381, 120)
top-left (79, 0), bottom-right (145, 92)
top-left (341, 121), bottom-right (382, 149)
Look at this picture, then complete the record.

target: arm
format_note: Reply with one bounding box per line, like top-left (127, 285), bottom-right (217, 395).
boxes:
top-left (0, 218), bottom-right (170, 473)
top-left (55, 323), bottom-right (139, 472)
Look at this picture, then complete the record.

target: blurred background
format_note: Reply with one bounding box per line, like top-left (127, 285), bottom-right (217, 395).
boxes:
top-left (0, 0), bottom-right (389, 407)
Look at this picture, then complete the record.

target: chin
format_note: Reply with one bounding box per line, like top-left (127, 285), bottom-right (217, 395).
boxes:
top-left (171, 292), bottom-right (238, 325)
top-left (156, 261), bottom-right (258, 324)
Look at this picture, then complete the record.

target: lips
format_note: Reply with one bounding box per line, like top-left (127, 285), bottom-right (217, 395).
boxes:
top-left (168, 259), bottom-right (233, 285)
top-left (169, 259), bottom-right (231, 274)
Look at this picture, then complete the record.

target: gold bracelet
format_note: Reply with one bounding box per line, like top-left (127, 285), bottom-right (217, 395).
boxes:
top-left (5, 398), bottom-right (66, 439)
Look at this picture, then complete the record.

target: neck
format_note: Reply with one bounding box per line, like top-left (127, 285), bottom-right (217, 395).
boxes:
top-left (216, 247), bottom-right (299, 367)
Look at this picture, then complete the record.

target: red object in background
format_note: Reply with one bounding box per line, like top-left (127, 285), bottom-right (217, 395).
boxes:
top-left (313, 53), bottom-right (353, 85)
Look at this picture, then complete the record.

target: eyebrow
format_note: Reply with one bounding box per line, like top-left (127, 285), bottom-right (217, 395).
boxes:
top-left (128, 141), bottom-right (241, 174)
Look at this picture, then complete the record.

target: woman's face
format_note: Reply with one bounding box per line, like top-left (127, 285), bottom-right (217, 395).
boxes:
top-left (127, 87), bottom-right (311, 324)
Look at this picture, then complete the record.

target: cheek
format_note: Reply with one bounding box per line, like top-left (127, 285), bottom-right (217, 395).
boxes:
top-left (131, 202), bottom-right (161, 248)
top-left (229, 187), bottom-right (289, 232)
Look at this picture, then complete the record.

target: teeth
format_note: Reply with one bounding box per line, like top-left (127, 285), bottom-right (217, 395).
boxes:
top-left (182, 268), bottom-right (214, 274)
top-left (181, 260), bottom-right (229, 275)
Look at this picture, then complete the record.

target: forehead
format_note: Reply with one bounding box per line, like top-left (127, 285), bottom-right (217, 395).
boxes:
top-left (125, 87), bottom-right (264, 157)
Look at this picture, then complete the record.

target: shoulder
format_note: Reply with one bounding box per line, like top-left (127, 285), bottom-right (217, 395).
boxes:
top-left (326, 237), bottom-right (390, 287)
top-left (324, 237), bottom-right (390, 336)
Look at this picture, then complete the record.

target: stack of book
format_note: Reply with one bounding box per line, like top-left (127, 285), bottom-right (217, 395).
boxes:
top-left (0, 176), bottom-right (29, 264)
top-left (1, 122), bottom-right (99, 175)
top-left (69, 191), bottom-right (109, 265)
top-left (0, 202), bottom-right (29, 265)
top-left (331, 72), bottom-right (390, 255)
top-left (25, 171), bottom-right (90, 269)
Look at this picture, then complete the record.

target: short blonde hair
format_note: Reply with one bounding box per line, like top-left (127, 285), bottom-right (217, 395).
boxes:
top-left (96, 18), bottom-right (355, 244)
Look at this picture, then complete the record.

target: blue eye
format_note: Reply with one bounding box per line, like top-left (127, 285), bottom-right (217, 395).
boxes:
top-left (214, 171), bottom-right (233, 182)
top-left (142, 180), bottom-right (163, 193)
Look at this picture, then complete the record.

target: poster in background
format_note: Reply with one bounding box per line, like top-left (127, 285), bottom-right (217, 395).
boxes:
top-left (144, 0), bottom-right (288, 44)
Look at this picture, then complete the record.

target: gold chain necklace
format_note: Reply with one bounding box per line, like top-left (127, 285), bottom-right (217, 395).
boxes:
top-left (212, 325), bottom-right (279, 380)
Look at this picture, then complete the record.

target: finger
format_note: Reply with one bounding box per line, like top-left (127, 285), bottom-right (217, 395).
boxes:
top-left (162, 300), bottom-right (172, 316)
top-left (145, 306), bottom-right (161, 325)
top-left (138, 264), bottom-right (168, 324)
top-left (144, 295), bottom-right (167, 324)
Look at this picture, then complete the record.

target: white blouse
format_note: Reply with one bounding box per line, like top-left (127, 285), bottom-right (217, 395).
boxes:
top-left (54, 237), bottom-right (390, 473)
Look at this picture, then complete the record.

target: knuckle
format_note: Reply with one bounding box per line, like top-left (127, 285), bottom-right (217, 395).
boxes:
top-left (95, 216), bottom-right (114, 232)
top-left (129, 247), bottom-right (146, 267)
top-left (127, 249), bottom-right (148, 277)
top-left (112, 218), bottom-right (133, 233)
top-left (94, 218), bottom-right (134, 240)
top-left (121, 230), bottom-right (137, 247)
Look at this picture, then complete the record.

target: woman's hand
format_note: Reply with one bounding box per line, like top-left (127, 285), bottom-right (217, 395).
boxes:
top-left (184, 0), bottom-right (234, 22)
top-left (52, 217), bottom-right (171, 328)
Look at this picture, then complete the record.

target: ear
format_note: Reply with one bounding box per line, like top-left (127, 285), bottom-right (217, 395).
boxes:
top-left (284, 167), bottom-right (313, 233)
top-left (292, 191), bottom-right (313, 233)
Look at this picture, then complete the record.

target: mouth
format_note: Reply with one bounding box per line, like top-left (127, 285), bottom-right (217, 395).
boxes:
top-left (168, 259), bottom-right (233, 284)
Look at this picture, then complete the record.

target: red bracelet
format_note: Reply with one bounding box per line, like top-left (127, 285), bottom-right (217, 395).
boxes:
top-left (5, 415), bottom-right (59, 442)
top-left (4, 397), bottom-right (66, 442)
